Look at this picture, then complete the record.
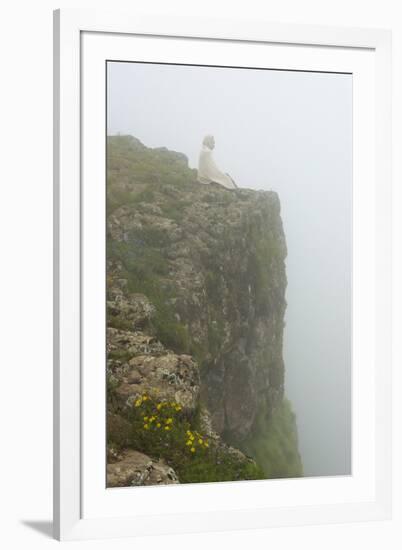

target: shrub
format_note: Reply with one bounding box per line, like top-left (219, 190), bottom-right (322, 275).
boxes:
top-left (110, 393), bottom-right (265, 484)
top-left (119, 394), bottom-right (210, 469)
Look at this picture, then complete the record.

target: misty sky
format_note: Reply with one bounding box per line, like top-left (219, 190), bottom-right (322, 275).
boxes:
top-left (107, 61), bottom-right (352, 477)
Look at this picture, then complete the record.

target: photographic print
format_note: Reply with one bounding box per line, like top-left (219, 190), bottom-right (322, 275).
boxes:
top-left (106, 61), bottom-right (352, 488)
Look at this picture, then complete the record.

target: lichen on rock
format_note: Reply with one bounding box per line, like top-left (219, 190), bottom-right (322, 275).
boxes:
top-left (107, 449), bottom-right (179, 487)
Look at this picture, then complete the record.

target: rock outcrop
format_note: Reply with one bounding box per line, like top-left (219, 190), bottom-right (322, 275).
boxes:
top-left (106, 297), bottom-right (260, 486)
top-left (107, 449), bottom-right (179, 487)
top-left (106, 135), bottom-right (302, 485)
top-left (107, 318), bottom-right (200, 414)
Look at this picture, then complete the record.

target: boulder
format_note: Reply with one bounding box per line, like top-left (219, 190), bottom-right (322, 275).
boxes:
top-left (107, 449), bottom-right (179, 487)
top-left (116, 352), bottom-right (200, 412)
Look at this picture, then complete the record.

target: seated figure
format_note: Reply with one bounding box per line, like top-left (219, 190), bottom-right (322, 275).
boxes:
top-left (197, 135), bottom-right (237, 190)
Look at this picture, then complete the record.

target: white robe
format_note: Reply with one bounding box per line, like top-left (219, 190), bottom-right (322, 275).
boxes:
top-left (197, 145), bottom-right (236, 190)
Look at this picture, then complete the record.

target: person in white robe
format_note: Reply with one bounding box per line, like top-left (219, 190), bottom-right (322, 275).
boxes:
top-left (197, 135), bottom-right (237, 190)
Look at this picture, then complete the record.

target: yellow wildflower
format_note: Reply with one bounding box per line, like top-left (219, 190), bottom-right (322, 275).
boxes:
top-left (164, 426), bottom-right (171, 431)
top-left (198, 439), bottom-right (203, 444)
top-left (157, 403), bottom-right (162, 410)
top-left (166, 418), bottom-right (173, 425)
top-left (190, 447), bottom-right (196, 453)
top-left (134, 399), bottom-right (142, 407)
top-left (204, 441), bottom-right (209, 448)
top-left (143, 424), bottom-right (149, 430)
top-left (143, 416), bottom-right (148, 421)
top-left (190, 435), bottom-right (195, 441)
top-left (186, 430), bottom-right (192, 436)
top-left (186, 440), bottom-right (192, 446)
top-left (156, 423), bottom-right (161, 428)
top-left (142, 396), bottom-right (148, 401)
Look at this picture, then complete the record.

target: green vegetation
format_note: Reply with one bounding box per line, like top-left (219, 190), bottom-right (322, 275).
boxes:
top-left (108, 392), bottom-right (265, 484)
top-left (107, 135), bottom-right (198, 213)
top-left (107, 235), bottom-right (191, 353)
top-left (242, 399), bottom-right (303, 479)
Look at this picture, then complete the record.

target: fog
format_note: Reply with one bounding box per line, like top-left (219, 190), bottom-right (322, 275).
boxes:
top-left (107, 61), bottom-right (352, 477)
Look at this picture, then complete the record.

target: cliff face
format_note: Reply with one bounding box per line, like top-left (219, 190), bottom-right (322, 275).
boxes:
top-left (106, 136), bottom-right (302, 484)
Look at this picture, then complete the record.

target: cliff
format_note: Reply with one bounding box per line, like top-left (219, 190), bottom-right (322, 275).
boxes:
top-left (106, 135), bottom-right (302, 485)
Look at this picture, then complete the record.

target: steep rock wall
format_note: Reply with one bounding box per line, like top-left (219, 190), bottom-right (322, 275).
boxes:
top-left (106, 135), bottom-right (301, 480)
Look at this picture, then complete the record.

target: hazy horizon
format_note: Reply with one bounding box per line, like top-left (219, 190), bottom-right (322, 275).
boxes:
top-left (107, 61), bottom-right (352, 477)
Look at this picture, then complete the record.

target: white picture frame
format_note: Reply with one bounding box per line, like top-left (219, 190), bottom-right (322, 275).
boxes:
top-left (53, 8), bottom-right (392, 541)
